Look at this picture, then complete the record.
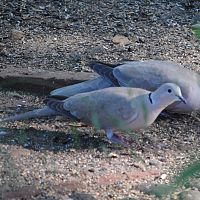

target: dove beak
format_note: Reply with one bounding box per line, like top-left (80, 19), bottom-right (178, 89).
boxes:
top-left (176, 95), bottom-right (186, 104)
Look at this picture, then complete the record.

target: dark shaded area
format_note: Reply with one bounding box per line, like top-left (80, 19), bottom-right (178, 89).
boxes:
top-left (0, 126), bottom-right (109, 152)
top-left (69, 192), bottom-right (97, 200)
top-left (0, 69), bottom-right (95, 95)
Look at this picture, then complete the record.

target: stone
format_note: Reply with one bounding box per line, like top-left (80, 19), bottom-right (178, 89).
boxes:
top-left (11, 29), bottom-right (25, 40)
top-left (112, 35), bottom-right (131, 46)
top-left (177, 190), bottom-right (200, 200)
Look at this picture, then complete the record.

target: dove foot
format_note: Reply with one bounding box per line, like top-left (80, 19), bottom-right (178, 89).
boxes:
top-left (106, 129), bottom-right (130, 147)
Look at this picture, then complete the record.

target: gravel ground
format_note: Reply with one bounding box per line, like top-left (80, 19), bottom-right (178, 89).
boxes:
top-left (0, 0), bottom-right (200, 199)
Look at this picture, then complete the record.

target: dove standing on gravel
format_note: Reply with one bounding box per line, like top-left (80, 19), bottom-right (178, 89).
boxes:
top-left (45, 83), bottom-right (186, 145)
top-left (52, 60), bottom-right (200, 113)
top-left (0, 60), bottom-right (197, 122)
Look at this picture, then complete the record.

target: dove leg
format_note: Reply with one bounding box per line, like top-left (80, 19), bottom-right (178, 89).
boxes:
top-left (105, 129), bottom-right (130, 147)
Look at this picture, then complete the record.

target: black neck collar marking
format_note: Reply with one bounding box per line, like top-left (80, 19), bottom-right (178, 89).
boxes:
top-left (149, 93), bottom-right (153, 104)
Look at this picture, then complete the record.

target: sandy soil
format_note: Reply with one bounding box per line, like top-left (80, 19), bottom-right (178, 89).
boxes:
top-left (0, 0), bottom-right (200, 199)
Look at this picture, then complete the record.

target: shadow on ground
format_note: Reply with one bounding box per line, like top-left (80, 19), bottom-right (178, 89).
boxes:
top-left (0, 126), bottom-right (110, 152)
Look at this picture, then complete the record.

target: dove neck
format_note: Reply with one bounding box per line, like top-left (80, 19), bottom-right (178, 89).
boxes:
top-left (150, 91), bottom-right (177, 113)
top-left (148, 93), bottom-right (153, 104)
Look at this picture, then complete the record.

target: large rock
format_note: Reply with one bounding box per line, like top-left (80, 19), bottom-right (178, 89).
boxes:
top-left (0, 68), bottom-right (96, 94)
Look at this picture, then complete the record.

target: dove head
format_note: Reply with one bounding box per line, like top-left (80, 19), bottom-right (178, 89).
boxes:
top-left (151, 83), bottom-right (186, 107)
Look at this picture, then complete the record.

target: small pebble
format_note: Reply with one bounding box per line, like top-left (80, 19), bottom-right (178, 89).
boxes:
top-left (160, 174), bottom-right (167, 180)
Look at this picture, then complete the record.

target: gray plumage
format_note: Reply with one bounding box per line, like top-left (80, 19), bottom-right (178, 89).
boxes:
top-left (1, 60), bottom-right (197, 122)
top-left (0, 106), bottom-right (59, 122)
top-left (51, 76), bottom-right (112, 97)
top-left (51, 60), bottom-right (200, 113)
top-left (46, 84), bottom-right (186, 145)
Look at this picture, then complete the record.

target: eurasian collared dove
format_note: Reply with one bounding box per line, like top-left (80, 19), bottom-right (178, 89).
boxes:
top-left (51, 60), bottom-right (200, 113)
top-left (45, 83), bottom-right (186, 145)
top-left (0, 60), bottom-right (197, 122)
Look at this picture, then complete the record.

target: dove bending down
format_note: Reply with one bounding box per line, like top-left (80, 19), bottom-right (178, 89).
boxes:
top-left (0, 60), bottom-right (197, 122)
top-left (52, 60), bottom-right (200, 113)
top-left (45, 83), bottom-right (186, 145)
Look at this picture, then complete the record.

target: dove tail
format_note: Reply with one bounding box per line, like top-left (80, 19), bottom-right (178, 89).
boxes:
top-left (50, 77), bottom-right (112, 97)
top-left (89, 62), bottom-right (120, 86)
top-left (45, 98), bottom-right (78, 120)
top-left (0, 106), bottom-right (58, 122)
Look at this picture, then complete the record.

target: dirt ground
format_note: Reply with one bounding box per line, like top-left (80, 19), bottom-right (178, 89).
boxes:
top-left (0, 0), bottom-right (200, 199)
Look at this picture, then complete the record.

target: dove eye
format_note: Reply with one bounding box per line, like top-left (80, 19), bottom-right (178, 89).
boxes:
top-left (168, 89), bottom-right (172, 93)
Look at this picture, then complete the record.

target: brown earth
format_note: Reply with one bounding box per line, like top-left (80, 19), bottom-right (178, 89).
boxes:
top-left (0, 0), bottom-right (200, 199)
